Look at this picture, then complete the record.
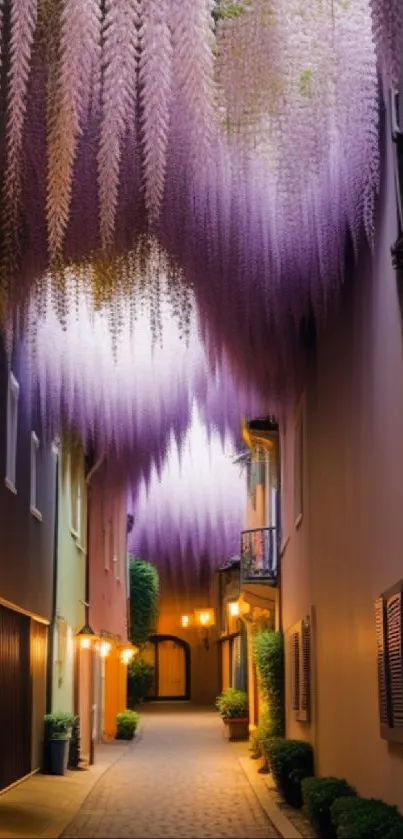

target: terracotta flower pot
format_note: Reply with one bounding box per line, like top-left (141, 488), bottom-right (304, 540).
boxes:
top-left (223, 717), bottom-right (249, 741)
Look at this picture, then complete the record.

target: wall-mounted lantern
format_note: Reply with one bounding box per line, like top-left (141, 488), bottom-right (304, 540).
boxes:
top-left (99, 640), bottom-right (112, 658)
top-left (180, 614), bottom-right (192, 628)
top-left (120, 644), bottom-right (138, 665)
top-left (76, 623), bottom-right (98, 649)
top-left (228, 600), bottom-right (240, 618)
top-left (180, 609), bottom-right (215, 650)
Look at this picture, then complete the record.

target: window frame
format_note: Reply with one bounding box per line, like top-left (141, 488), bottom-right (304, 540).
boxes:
top-left (375, 579), bottom-right (403, 744)
top-left (30, 431), bottom-right (42, 521)
top-left (289, 615), bottom-right (311, 723)
top-left (5, 371), bottom-right (19, 494)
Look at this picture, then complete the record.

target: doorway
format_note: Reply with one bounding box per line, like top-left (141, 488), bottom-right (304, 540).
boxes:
top-left (147, 635), bottom-right (191, 700)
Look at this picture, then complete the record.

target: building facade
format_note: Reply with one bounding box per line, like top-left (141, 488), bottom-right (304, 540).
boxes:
top-left (279, 87), bottom-right (403, 808)
top-left (88, 461), bottom-right (130, 741)
top-left (0, 336), bottom-right (57, 791)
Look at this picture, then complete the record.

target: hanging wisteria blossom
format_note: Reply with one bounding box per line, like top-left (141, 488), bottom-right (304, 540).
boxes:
top-left (128, 407), bottom-right (247, 598)
top-left (25, 268), bottom-right (265, 478)
top-left (0, 0), bottom-right (390, 339)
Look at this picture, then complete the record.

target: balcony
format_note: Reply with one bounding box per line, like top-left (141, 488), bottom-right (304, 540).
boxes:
top-left (240, 526), bottom-right (278, 584)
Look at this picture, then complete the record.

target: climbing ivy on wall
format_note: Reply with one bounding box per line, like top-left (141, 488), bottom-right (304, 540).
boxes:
top-left (253, 630), bottom-right (285, 738)
top-left (129, 557), bottom-right (159, 646)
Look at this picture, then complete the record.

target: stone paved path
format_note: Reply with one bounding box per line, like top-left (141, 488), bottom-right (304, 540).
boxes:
top-left (63, 705), bottom-right (279, 839)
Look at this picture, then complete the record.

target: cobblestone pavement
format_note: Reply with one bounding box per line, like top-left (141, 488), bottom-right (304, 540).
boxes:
top-left (62, 705), bottom-right (280, 839)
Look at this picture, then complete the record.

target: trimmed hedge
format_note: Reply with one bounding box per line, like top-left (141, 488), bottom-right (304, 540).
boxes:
top-left (331, 795), bottom-right (403, 839)
top-left (116, 710), bottom-right (139, 740)
top-left (302, 777), bottom-right (357, 838)
top-left (253, 630), bottom-right (285, 738)
top-left (266, 738), bottom-right (314, 808)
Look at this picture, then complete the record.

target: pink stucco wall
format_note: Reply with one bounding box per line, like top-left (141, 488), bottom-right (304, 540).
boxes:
top-left (280, 91), bottom-right (403, 808)
top-left (89, 463), bottom-right (128, 643)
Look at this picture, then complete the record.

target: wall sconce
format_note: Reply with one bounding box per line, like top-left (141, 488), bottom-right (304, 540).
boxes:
top-left (194, 608), bottom-right (215, 650)
top-left (180, 614), bottom-right (191, 628)
top-left (228, 600), bottom-right (240, 618)
top-left (99, 641), bottom-right (112, 658)
top-left (120, 645), bottom-right (137, 665)
top-left (76, 623), bottom-right (98, 649)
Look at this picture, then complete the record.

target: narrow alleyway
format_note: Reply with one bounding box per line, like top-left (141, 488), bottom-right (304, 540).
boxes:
top-left (62, 706), bottom-right (279, 839)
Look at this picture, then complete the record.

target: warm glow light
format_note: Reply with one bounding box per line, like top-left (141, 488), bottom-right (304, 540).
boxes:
top-left (181, 615), bottom-right (190, 628)
top-left (120, 647), bottom-right (135, 665)
top-left (194, 608), bottom-right (215, 628)
top-left (100, 641), bottom-right (112, 658)
top-left (80, 637), bottom-right (91, 649)
top-left (228, 601), bottom-right (240, 618)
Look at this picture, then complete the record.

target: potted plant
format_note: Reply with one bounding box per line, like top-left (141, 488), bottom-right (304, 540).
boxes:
top-left (116, 709), bottom-right (139, 740)
top-left (215, 688), bottom-right (249, 741)
top-left (44, 712), bottom-right (75, 776)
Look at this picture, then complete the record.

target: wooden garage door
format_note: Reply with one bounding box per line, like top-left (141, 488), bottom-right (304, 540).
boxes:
top-left (0, 605), bottom-right (31, 790)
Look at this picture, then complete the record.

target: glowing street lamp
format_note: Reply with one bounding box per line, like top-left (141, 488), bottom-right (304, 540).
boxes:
top-left (76, 623), bottom-right (98, 649)
top-left (99, 641), bottom-right (112, 658)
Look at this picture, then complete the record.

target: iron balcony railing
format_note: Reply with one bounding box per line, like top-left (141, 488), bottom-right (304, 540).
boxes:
top-left (240, 526), bottom-right (278, 584)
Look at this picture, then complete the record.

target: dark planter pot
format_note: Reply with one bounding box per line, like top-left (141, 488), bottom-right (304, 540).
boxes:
top-left (49, 738), bottom-right (69, 775)
top-left (223, 717), bottom-right (249, 741)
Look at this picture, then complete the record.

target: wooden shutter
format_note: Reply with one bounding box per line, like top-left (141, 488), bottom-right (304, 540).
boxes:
top-left (374, 596), bottom-right (390, 728)
top-left (291, 632), bottom-right (300, 711)
top-left (299, 618), bottom-right (311, 721)
top-left (386, 593), bottom-right (403, 728)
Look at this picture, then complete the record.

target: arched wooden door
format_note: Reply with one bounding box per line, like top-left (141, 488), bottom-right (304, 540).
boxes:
top-left (149, 635), bottom-right (190, 700)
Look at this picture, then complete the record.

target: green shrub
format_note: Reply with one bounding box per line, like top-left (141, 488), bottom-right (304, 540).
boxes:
top-left (215, 688), bottom-right (248, 719)
top-left (331, 795), bottom-right (403, 839)
top-left (302, 777), bottom-right (357, 838)
top-left (266, 738), bottom-right (314, 808)
top-left (129, 557), bottom-right (159, 646)
top-left (127, 657), bottom-right (155, 705)
top-left (253, 630), bottom-right (285, 738)
top-left (116, 710), bottom-right (139, 740)
top-left (44, 711), bottom-right (75, 740)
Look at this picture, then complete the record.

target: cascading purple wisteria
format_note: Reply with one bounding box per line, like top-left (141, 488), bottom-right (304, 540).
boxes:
top-left (0, 0), bottom-right (392, 331)
top-left (25, 272), bottom-right (265, 479)
top-left (127, 408), bottom-right (247, 597)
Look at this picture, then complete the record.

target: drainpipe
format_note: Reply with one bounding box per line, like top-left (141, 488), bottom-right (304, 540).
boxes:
top-left (85, 451), bottom-right (105, 765)
top-left (46, 446), bottom-right (59, 715)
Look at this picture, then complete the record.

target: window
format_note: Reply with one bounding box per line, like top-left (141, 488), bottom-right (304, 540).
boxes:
top-left (30, 432), bottom-right (42, 520)
top-left (289, 616), bottom-right (311, 722)
top-left (70, 465), bottom-right (83, 544)
top-left (294, 400), bottom-right (304, 526)
top-left (5, 372), bottom-right (19, 493)
top-left (375, 581), bottom-right (403, 743)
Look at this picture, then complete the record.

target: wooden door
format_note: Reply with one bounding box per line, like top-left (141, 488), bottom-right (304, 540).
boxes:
top-left (157, 640), bottom-right (185, 698)
top-left (0, 605), bottom-right (31, 790)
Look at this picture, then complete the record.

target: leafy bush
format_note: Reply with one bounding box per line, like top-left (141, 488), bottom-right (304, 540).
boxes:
top-left (127, 657), bottom-right (155, 705)
top-left (253, 630), bottom-right (285, 738)
top-left (331, 795), bottom-right (403, 839)
top-left (129, 557), bottom-right (159, 646)
top-left (44, 711), bottom-right (75, 740)
top-left (216, 688), bottom-right (248, 719)
top-left (116, 710), bottom-right (139, 740)
top-left (302, 777), bottom-right (357, 838)
top-left (266, 738), bottom-right (314, 808)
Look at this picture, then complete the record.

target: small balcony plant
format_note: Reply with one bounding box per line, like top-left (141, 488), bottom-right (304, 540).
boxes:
top-left (44, 711), bottom-right (75, 776)
top-left (215, 688), bottom-right (249, 741)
